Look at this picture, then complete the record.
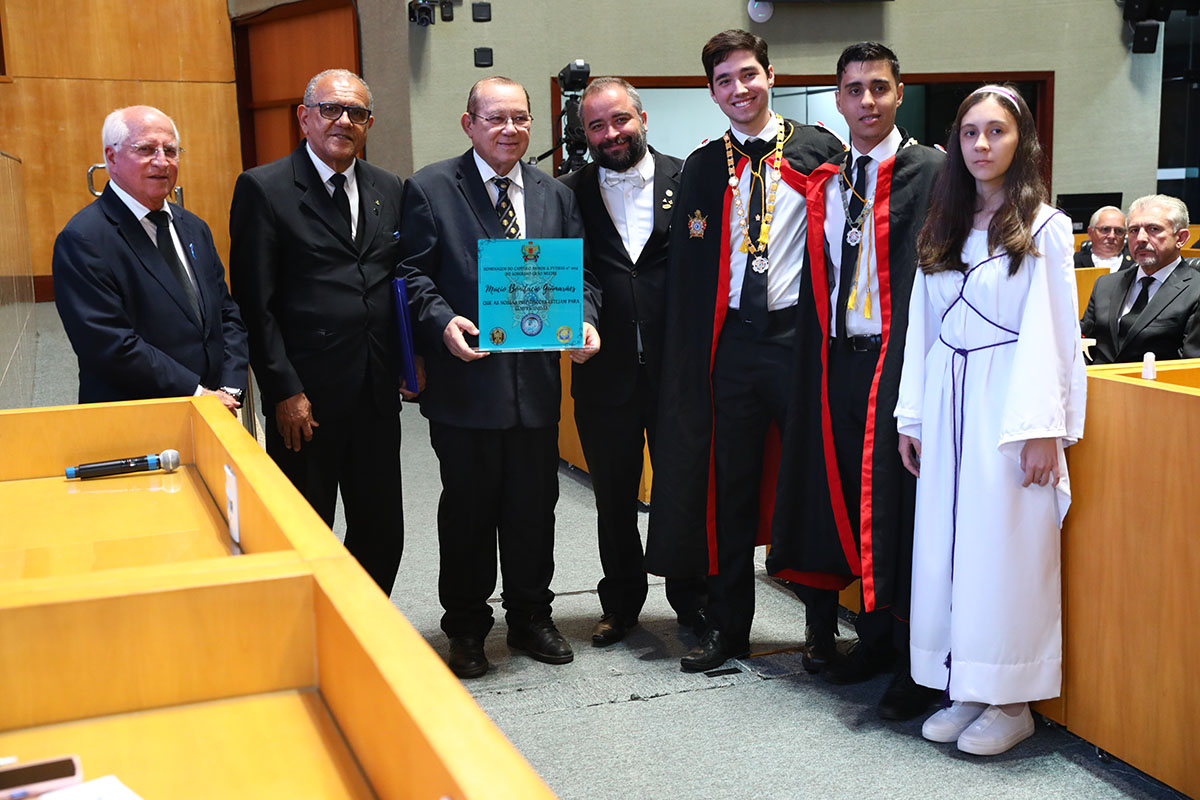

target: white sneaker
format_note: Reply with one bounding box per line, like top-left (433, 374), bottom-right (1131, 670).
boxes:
top-left (956, 703), bottom-right (1035, 756)
top-left (921, 701), bottom-right (987, 742)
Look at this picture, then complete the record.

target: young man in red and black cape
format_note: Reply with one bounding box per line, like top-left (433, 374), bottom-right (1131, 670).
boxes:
top-left (768, 42), bottom-right (945, 719)
top-left (646, 29), bottom-right (844, 672)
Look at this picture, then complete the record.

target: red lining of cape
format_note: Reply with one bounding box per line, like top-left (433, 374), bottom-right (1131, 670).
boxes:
top-left (704, 150), bottom-right (809, 575)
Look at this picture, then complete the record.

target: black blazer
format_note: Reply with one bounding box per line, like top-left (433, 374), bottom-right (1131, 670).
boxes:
top-left (53, 185), bottom-right (248, 403)
top-left (560, 148), bottom-right (682, 406)
top-left (1074, 249), bottom-right (1134, 271)
top-left (399, 149), bottom-right (597, 430)
top-left (229, 143), bottom-right (404, 419)
top-left (1081, 259), bottom-right (1200, 364)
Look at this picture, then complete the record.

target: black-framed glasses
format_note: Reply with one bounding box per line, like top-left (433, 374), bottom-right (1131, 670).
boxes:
top-left (469, 112), bottom-right (534, 129)
top-left (1094, 226), bottom-right (1126, 236)
top-left (307, 102), bottom-right (371, 125)
top-left (127, 142), bottom-right (183, 161)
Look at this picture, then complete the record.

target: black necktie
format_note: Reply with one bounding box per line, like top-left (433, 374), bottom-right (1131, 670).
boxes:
top-left (837, 155), bottom-right (871, 337)
top-left (494, 177), bottom-right (521, 239)
top-left (738, 136), bottom-right (774, 333)
top-left (146, 209), bottom-right (200, 320)
top-left (1118, 275), bottom-right (1154, 345)
top-left (329, 173), bottom-right (353, 240)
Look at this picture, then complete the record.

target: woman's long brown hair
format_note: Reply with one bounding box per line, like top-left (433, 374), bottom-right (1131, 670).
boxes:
top-left (916, 84), bottom-right (1047, 276)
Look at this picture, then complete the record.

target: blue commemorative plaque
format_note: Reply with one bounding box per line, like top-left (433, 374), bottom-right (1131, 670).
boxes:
top-left (477, 238), bottom-right (584, 352)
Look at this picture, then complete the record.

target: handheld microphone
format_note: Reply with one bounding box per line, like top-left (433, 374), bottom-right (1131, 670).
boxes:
top-left (65, 449), bottom-right (181, 480)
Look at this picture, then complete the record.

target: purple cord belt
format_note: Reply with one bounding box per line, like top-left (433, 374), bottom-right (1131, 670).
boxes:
top-left (933, 259), bottom-right (1019, 703)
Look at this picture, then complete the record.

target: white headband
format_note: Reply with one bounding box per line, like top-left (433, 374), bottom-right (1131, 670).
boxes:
top-left (970, 84), bottom-right (1021, 114)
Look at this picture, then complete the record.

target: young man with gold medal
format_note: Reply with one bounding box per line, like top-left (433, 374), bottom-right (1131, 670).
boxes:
top-left (646, 29), bottom-right (843, 671)
top-left (769, 43), bottom-right (945, 720)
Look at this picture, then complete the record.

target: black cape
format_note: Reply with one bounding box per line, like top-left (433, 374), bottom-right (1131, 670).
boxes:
top-left (767, 135), bottom-right (945, 615)
top-left (646, 119), bottom-right (844, 580)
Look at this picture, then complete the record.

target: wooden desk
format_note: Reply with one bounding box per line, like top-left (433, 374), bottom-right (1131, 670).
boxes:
top-left (1042, 360), bottom-right (1200, 798)
top-left (0, 398), bottom-right (554, 799)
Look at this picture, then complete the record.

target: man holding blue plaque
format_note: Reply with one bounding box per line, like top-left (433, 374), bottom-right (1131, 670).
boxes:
top-left (399, 76), bottom-right (600, 680)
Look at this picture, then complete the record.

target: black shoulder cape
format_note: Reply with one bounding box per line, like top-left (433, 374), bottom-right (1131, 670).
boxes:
top-left (767, 136), bottom-right (945, 615)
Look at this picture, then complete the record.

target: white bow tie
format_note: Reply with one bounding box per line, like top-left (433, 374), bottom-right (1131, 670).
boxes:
top-left (602, 170), bottom-right (647, 188)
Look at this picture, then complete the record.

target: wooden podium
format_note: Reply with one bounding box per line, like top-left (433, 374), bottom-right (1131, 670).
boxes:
top-left (0, 398), bottom-right (554, 799)
top-left (1036, 359), bottom-right (1200, 798)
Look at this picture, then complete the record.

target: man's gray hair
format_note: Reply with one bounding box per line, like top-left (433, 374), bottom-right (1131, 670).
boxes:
top-left (1129, 194), bottom-right (1190, 232)
top-left (101, 106), bottom-right (179, 157)
top-left (303, 69), bottom-right (374, 111)
top-left (1088, 205), bottom-right (1124, 229)
top-left (580, 77), bottom-right (643, 115)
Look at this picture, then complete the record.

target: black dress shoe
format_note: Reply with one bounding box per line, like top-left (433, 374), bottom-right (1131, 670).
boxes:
top-left (591, 613), bottom-right (636, 647)
top-left (877, 671), bottom-right (941, 720)
top-left (447, 637), bottom-right (488, 679)
top-left (822, 641), bottom-right (893, 685)
top-left (507, 618), bottom-right (574, 664)
top-left (680, 628), bottom-right (749, 673)
top-left (801, 629), bottom-right (836, 675)
top-left (676, 607), bottom-right (709, 637)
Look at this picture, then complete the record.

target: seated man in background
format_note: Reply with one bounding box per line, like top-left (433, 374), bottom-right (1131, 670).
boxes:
top-left (1074, 205), bottom-right (1133, 272)
top-left (54, 105), bottom-right (248, 409)
top-left (1081, 194), bottom-right (1200, 364)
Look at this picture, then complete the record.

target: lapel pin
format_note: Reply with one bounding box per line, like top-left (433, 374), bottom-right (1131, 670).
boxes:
top-left (188, 243), bottom-right (196, 260)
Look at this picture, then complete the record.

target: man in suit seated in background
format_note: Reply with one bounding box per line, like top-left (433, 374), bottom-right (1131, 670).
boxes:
top-left (1081, 194), bottom-right (1200, 364)
top-left (230, 69), bottom-right (407, 595)
top-left (561, 77), bottom-right (707, 648)
top-left (399, 76), bottom-right (601, 679)
top-left (53, 106), bottom-right (248, 410)
top-left (1074, 205), bottom-right (1133, 272)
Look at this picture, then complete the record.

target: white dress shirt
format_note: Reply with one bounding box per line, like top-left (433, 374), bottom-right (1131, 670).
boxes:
top-left (598, 149), bottom-right (655, 263)
top-left (307, 142), bottom-right (360, 241)
top-left (727, 112), bottom-right (806, 312)
top-left (1120, 257), bottom-right (1181, 317)
top-left (474, 150), bottom-right (527, 237)
top-left (108, 178), bottom-right (197, 290)
top-left (825, 125), bottom-right (903, 337)
top-left (1094, 253), bottom-right (1125, 274)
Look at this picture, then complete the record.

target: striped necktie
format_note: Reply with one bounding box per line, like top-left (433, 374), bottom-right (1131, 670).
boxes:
top-left (494, 177), bottom-right (521, 239)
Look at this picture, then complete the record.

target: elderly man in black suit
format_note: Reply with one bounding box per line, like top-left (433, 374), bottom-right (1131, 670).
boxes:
top-left (1081, 194), bottom-right (1200, 364)
top-left (560, 77), bottom-right (707, 647)
top-left (54, 105), bottom-right (248, 409)
top-left (399, 76), bottom-right (600, 679)
top-left (1074, 205), bottom-right (1133, 272)
top-left (229, 69), bottom-right (407, 594)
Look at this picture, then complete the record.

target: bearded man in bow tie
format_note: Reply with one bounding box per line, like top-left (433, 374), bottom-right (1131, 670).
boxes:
top-left (560, 78), bottom-right (707, 648)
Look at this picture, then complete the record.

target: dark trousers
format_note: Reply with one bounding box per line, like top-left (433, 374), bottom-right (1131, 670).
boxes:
top-left (709, 309), bottom-right (796, 646)
top-left (804, 337), bottom-right (907, 663)
top-left (575, 366), bottom-right (706, 623)
top-left (265, 391), bottom-right (404, 594)
top-left (429, 421), bottom-right (559, 639)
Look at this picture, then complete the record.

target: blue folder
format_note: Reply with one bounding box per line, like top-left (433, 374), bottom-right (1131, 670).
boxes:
top-left (391, 277), bottom-right (420, 393)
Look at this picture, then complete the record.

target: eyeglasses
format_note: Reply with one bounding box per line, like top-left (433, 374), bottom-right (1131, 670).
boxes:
top-left (1094, 226), bottom-right (1126, 236)
top-left (307, 102), bottom-right (371, 125)
top-left (469, 112), bottom-right (534, 129)
top-left (127, 142), bottom-right (183, 161)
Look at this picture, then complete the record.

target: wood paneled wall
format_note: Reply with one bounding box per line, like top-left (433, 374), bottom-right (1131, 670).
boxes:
top-left (0, 0), bottom-right (241, 294)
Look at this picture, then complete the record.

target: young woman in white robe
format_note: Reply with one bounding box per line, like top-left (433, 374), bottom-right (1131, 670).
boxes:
top-left (895, 85), bottom-right (1086, 756)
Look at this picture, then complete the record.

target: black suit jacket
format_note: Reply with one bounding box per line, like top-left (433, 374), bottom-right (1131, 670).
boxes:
top-left (229, 143), bottom-right (404, 419)
top-left (1080, 258), bottom-right (1200, 364)
top-left (399, 149), bottom-right (596, 429)
top-left (560, 148), bottom-right (682, 406)
top-left (53, 185), bottom-right (248, 403)
top-left (1074, 249), bottom-right (1134, 271)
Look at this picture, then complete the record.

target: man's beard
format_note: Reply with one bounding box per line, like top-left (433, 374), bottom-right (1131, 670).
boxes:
top-left (590, 127), bottom-right (648, 172)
